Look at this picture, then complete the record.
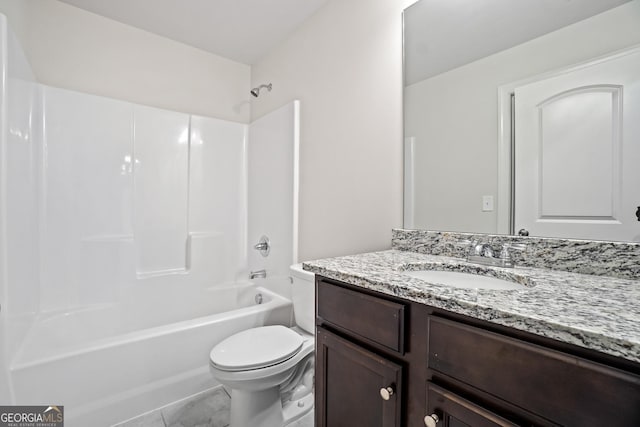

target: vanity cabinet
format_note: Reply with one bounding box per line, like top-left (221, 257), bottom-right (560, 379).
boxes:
top-left (315, 276), bottom-right (640, 427)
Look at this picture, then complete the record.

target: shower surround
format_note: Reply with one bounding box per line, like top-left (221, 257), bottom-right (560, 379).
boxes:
top-left (0, 15), bottom-right (300, 426)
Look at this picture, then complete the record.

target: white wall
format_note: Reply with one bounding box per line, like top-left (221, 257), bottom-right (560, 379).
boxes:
top-left (250, 0), bottom-right (416, 261)
top-left (405, 1), bottom-right (640, 234)
top-left (0, 0), bottom-right (251, 123)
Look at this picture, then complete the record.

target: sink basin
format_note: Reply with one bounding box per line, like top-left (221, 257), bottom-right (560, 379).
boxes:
top-left (403, 270), bottom-right (525, 290)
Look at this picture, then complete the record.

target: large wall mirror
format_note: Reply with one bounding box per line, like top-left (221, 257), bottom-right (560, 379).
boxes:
top-left (403, 0), bottom-right (640, 242)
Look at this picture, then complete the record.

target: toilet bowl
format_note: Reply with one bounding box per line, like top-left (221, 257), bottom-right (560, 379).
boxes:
top-left (209, 264), bottom-right (315, 427)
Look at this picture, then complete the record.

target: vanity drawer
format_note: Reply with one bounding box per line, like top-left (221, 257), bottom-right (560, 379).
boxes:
top-left (317, 279), bottom-right (406, 353)
top-left (428, 316), bottom-right (640, 426)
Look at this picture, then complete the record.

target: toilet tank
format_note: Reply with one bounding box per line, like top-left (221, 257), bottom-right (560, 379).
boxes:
top-left (290, 264), bottom-right (315, 334)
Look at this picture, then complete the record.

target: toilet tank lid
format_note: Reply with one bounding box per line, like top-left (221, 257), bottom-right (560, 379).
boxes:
top-left (209, 325), bottom-right (303, 371)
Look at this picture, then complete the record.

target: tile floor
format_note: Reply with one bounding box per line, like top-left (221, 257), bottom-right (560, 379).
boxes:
top-left (113, 386), bottom-right (314, 427)
top-left (113, 387), bottom-right (230, 427)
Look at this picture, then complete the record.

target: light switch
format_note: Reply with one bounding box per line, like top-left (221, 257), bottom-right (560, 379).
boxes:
top-left (482, 195), bottom-right (494, 212)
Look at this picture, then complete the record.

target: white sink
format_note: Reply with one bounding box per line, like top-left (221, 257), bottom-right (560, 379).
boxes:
top-left (403, 270), bottom-right (526, 290)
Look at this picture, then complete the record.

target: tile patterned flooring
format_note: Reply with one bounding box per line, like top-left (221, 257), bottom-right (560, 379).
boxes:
top-left (113, 386), bottom-right (313, 427)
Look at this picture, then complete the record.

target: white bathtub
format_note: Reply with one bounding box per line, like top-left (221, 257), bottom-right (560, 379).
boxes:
top-left (9, 282), bottom-right (293, 426)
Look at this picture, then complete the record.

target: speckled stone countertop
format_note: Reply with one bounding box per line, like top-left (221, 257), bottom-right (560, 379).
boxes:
top-left (303, 250), bottom-right (640, 364)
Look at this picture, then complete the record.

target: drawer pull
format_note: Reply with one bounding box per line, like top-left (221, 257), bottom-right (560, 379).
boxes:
top-left (424, 413), bottom-right (440, 427)
top-left (379, 386), bottom-right (395, 400)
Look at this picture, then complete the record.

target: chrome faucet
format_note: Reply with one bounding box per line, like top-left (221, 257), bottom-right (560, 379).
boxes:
top-left (253, 235), bottom-right (270, 257)
top-left (475, 242), bottom-right (495, 258)
top-left (249, 269), bottom-right (267, 279)
top-left (465, 240), bottom-right (525, 268)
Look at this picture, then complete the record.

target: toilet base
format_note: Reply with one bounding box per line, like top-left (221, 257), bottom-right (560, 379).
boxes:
top-left (283, 392), bottom-right (314, 426)
top-left (228, 386), bottom-right (314, 427)
top-left (230, 387), bottom-right (283, 427)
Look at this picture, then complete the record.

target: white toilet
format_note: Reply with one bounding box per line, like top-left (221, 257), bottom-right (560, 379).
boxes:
top-left (209, 264), bottom-right (315, 427)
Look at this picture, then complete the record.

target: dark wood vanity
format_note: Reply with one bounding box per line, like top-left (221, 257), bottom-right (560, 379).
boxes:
top-left (315, 276), bottom-right (640, 427)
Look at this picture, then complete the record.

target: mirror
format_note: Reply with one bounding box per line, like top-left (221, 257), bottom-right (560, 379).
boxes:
top-left (403, 0), bottom-right (640, 242)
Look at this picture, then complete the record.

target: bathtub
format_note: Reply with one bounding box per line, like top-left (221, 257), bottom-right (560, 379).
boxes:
top-left (8, 281), bottom-right (293, 426)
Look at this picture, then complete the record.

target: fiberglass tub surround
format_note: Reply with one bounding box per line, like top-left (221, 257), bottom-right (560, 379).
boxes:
top-left (0, 16), bottom-right (301, 426)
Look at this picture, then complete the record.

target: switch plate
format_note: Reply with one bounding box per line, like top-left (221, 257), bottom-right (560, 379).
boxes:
top-left (482, 196), bottom-right (494, 212)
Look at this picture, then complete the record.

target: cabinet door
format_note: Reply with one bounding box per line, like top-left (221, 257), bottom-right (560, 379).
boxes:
top-left (426, 383), bottom-right (518, 427)
top-left (316, 327), bottom-right (403, 427)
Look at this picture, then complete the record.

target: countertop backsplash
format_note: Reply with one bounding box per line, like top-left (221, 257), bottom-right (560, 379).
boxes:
top-left (392, 229), bottom-right (640, 280)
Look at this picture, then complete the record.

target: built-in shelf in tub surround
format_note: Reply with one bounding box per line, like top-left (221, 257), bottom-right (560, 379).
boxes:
top-left (303, 249), bottom-right (640, 363)
top-left (392, 229), bottom-right (640, 280)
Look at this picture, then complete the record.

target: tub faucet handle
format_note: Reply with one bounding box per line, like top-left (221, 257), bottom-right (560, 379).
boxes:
top-left (253, 235), bottom-right (270, 257)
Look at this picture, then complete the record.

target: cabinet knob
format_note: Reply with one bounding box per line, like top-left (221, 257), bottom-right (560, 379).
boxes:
top-left (424, 413), bottom-right (440, 427)
top-left (379, 386), bottom-right (394, 401)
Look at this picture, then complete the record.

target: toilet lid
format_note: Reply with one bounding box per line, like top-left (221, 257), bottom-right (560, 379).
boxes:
top-left (210, 325), bottom-right (304, 371)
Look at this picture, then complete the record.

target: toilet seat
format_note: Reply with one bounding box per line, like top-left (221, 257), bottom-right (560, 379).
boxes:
top-left (210, 325), bottom-right (304, 371)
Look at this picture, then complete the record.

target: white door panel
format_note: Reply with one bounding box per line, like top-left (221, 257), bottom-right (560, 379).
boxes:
top-left (514, 48), bottom-right (640, 242)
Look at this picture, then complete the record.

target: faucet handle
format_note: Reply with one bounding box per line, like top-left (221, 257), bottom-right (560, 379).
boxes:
top-left (253, 235), bottom-right (270, 257)
top-left (454, 239), bottom-right (479, 256)
top-left (499, 243), bottom-right (526, 260)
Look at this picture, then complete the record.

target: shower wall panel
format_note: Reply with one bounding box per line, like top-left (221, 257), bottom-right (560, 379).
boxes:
top-left (189, 115), bottom-right (247, 284)
top-left (0, 14), bottom-right (40, 399)
top-left (4, 55), bottom-right (39, 317)
top-left (247, 100), bottom-right (300, 296)
top-left (133, 106), bottom-right (190, 277)
top-left (38, 88), bottom-right (247, 313)
top-left (41, 87), bottom-right (134, 311)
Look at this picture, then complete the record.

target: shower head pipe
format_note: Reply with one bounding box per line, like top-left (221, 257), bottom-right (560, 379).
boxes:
top-left (250, 83), bottom-right (272, 97)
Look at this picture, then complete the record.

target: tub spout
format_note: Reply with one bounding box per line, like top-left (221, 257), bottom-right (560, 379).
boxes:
top-left (249, 269), bottom-right (267, 279)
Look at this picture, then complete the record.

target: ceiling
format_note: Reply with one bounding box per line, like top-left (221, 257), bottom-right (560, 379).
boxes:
top-left (58, 0), bottom-right (329, 65)
top-left (404, 0), bottom-right (633, 85)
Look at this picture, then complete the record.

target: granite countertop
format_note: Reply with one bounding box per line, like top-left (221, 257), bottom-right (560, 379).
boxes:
top-left (303, 249), bottom-right (640, 364)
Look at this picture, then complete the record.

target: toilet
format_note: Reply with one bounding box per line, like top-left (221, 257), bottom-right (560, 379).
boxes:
top-left (209, 264), bottom-right (315, 427)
